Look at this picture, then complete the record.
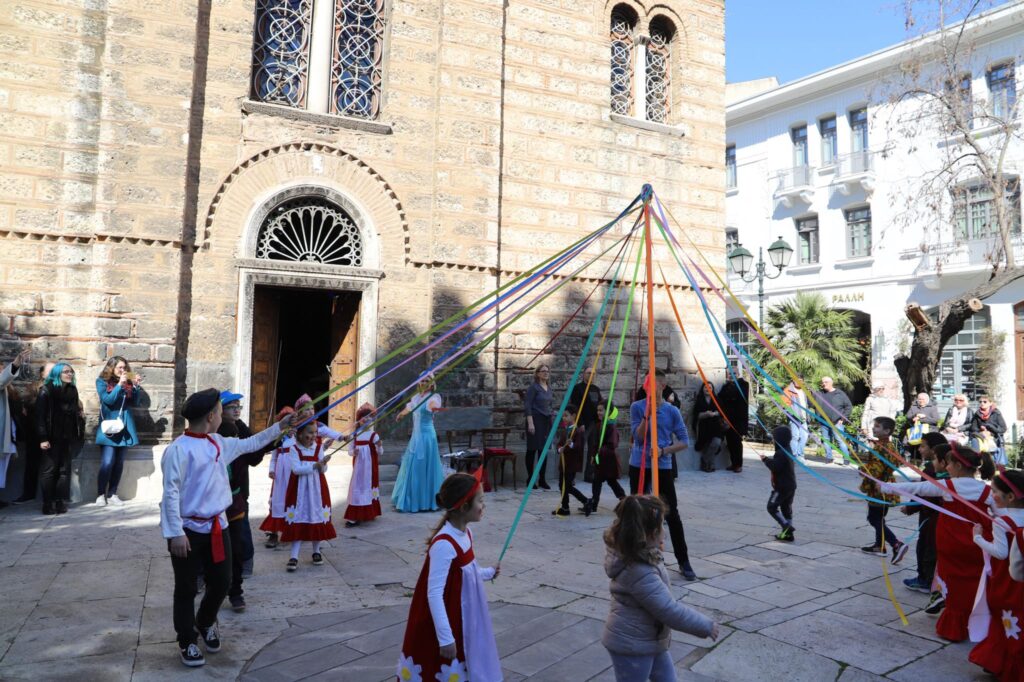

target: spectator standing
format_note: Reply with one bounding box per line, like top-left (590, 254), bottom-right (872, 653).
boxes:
top-left (782, 381), bottom-right (809, 463)
top-left (36, 363), bottom-right (83, 515)
top-left (523, 365), bottom-right (553, 490)
top-left (860, 386), bottom-right (896, 435)
top-left (814, 376), bottom-right (852, 465)
top-left (0, 349), bottom-right (31, 507)
top-left (940, 394), bottom-right (972, 445)
top-left (9, 380), bottom-right (41, 505)
top-left (95, 356), bottom-right (144, 506)
top-left (570, 366), bottom-right (602, 481)
top-left (716, 376), bottom-right (749, 473)
top-left (691, 383), bottom-right (724, 473)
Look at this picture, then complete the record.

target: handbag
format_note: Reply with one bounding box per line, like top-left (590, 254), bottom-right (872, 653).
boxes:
top-left (975, 432), bottom-right (998, 454)
top-left (100, 396), bottom-right (127, 437)
top-left (907, 422), bottom-right (930, 446)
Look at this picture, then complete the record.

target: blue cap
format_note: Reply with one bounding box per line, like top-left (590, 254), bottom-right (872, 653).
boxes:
top-left (220, 390), bottom-right (243, 405)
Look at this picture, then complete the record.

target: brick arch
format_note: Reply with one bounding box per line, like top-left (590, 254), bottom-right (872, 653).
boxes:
top-left (201, 142), bottom-right (410, 264)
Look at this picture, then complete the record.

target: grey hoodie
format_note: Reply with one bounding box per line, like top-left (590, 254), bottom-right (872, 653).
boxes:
top-left (602, 547), bottom-right (714, 656)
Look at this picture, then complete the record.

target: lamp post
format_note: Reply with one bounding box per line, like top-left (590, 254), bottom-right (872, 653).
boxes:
top-left (728, 236), bottom-right (794, 328)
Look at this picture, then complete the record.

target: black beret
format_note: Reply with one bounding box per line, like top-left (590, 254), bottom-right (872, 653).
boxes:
top-left (181, 388), bottom-right (221, 421)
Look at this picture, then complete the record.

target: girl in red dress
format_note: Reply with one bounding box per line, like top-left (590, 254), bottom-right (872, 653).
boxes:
top-left (279, 421), bottom-right (337, 572)
top-left (344, 403), bottom-right (382, 527)
top-left (969, 469), bottom-right (1024, 681)
top-left (397, 471), bottom-right (502, 682)
top-left (882, 444), bottom-right (995, 641)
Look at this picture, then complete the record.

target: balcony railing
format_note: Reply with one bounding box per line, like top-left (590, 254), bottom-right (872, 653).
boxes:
top-left (834, 151), bottom-right (875, 196)
top-left (899, 233), bottom-right (1024, 275)
top-left (774, 165), bottom-right (814, 207)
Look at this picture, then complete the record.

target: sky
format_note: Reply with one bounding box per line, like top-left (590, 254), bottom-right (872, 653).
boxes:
top-left (725, 0), bottom-right (1014, 85)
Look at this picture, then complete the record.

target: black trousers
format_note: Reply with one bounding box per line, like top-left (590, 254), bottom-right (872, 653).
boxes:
top-left (39, 439), bottom-right (73, 505)
top-left (724, 430), bottom-right (744, 469)
top-left (228, 517), bottom-right (247, 599)
top-left (767, 488), bottom-right (795, 529)
top-left (591, 473), bottom-right (625, 507)
top-left (867, 504), bottom-right (898, 548)
top-left (629, 466), bottom-right (690, 568)
top-left (170, 528), bottom-right (233, 647)
top-left (525, 450), bottom-right (549, 486)
top-left (916, 510), bottom-right (938, 585)
top-left (558, 469), bottom-right (588, 510)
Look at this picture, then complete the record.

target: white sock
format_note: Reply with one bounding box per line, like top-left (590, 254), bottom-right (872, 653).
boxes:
top-left (312, 541), bottom-right (321, 554)
top-left (290, 541), bottom-right (302, 560)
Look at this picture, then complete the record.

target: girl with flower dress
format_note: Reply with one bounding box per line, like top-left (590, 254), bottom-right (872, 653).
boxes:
top-left (279, 421), bottom-right (337, 572)
top-left (261, 395), bottom-right (342, 547)
top-left (397, 471), bottom-right (502, 682)
top-left (392, 376), bottom-right (444, 513)
top-left (344, 403), bottom-right (382, 527)
top-left (968, 469), bottom-right (1024, 681)
top-left (882, 445), bottom-right (996, 642)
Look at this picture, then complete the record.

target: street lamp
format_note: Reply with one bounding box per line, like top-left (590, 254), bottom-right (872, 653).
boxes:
top-left (728, 235), bottom-right (794, 328)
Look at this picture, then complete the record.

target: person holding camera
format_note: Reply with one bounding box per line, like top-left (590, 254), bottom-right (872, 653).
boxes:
top-left (95, 356), bottom-right (143, 506)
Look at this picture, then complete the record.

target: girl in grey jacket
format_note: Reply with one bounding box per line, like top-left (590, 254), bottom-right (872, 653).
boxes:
top-left (602, 495), bottom-right (719, 681)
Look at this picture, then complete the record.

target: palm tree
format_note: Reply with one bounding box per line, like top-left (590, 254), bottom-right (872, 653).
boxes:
top-left (754, 292), bottom-right (867, 391)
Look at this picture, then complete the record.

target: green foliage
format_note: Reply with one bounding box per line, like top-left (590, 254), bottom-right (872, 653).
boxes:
top-left (846, 404), bottom-right (865, 437)
top-left (753, 292), bottom-right (868, 393)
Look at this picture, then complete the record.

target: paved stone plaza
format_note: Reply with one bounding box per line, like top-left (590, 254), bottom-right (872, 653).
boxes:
top-left (0, 449), bottom-right (992, 681)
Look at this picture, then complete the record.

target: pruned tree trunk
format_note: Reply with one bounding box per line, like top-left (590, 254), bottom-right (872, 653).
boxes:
top-left (896, 266), bottom-right (1024, 412)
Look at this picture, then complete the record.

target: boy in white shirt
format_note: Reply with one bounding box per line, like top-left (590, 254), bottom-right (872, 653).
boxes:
top-left (161, 388), bottom-right (292, 667)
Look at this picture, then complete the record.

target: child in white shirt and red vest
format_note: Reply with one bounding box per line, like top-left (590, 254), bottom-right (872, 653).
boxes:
top-left (160, 388), bottom-right (293, 667)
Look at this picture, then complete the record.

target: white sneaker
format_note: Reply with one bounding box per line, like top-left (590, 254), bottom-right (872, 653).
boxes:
top-left (94, 495), bottom-right (107, 506)
top-left (107, 494), bottom-right (125, 506)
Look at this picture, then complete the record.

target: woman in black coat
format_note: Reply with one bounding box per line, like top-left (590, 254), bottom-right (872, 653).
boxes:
top-left (36, 363), bottom-right (82, 515)
top-left (691, 384), bottom-right (725, 472)
top-left (968, 395), bottom-right (1008, 465)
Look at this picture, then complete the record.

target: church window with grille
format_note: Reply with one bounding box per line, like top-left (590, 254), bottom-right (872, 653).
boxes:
top-left (609, 9), bottom-right (676, 126)
top-left (645, 18), bottom-right (673, 123)
top-left (256, 197), bottom-right (363, 266)
top-left (250, 0), bottom-right (386, 120)
top-left (609, 7), bottom-right (637, 116)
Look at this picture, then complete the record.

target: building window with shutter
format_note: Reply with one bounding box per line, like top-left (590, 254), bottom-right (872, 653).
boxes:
top-left (988, 62), bottom-right (1016, 120)
top-left (796, 215), bottom-right (819, 265)
top-left (845, 206), bottom-right (872, 258)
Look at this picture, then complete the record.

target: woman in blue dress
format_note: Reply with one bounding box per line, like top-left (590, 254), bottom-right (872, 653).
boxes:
top-left (392, 375), bottom-right (445, 512)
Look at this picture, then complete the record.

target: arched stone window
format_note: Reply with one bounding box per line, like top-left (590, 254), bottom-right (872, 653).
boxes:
top-left (256, 197), bottom-right (363, 266)
top-left (250, 0), bottom-right (386, 120)
top-left (646, 17), bottom-right (675, 123)
top-left (609, 5), bottom-right (637, 116)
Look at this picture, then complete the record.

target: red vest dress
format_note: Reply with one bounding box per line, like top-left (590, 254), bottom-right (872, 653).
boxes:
top-left (935, 479), bottom-right (993, 642)
top-left (969, 517), bottom-right (1024, 681)
top-left (278, 439), bottom-right (337, 543)
top-left (397, 534), bottom-right (471, 682)
top-left (344, 432), bottom-right (382, 522)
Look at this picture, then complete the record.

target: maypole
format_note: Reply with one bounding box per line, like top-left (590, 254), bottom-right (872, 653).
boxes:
top-left (643, 186), bottom-right (659, 496)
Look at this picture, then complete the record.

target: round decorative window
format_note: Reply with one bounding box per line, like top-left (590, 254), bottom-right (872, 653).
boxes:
top-left (256, 197), bottom-right (363, 266)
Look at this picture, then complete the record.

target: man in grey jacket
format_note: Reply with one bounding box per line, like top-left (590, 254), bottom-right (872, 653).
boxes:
top-left (0, 348), bottom-right (31, 506)
top-left (814, 376), bottom-right (852, 465)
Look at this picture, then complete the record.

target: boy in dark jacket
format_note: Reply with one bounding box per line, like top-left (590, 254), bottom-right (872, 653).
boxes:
top-left (901, 432), bottom-right (948, 594)
top-left (761, 425), bottom-right (797, 541)
top-left (553, 407), bottom-right (590, 517)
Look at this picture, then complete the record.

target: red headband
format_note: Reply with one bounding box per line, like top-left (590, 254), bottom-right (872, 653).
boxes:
top-left (447, 468), bottom-right (484, 511)
top-left (996, 465), bottom-right (1024, 499)
top-left (948, 442), bottom-right (974, 469)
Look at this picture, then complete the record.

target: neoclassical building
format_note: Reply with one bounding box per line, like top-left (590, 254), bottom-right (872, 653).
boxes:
top-left (0, 0), bottom-right (725, 498)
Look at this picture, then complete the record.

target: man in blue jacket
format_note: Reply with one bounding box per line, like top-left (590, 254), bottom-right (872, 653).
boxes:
top-left (630, 369), bottom-right (695, 580)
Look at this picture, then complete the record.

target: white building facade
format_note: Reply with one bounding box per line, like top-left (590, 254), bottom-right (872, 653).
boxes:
top-left (725, 3), bottom-right (1024, 423)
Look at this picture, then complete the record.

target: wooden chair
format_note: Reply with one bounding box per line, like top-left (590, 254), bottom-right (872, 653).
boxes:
top-left (482, 427), bottom-right (517, 490)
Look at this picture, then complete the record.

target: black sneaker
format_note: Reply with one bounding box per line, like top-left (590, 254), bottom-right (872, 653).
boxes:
top-left (229, 595), bottom-right (246, 612)
top-left (54, 500), bottom-right (67, 514)
top-left (345, 520), bottom-right (359, 527)
top-left (196, 622), bottom-right (221, 653)
top-left (924, 592), bottom-right (946, 615)
top-left (265, 532), bottom-right (279, 549)
top-left (311, 552), bottom-right (324, 566)
top-left (179, 642), bottom-right (205, 667)
top-left (860, 544), bottom-right (886, 556)
top-left (551, 508), bottom-right (569, 517)
top-left (680, 563), bottom-right (697, 581)
top-left (286, 558), bottom-right (298, 572)
top-left (891, 541), bottom-right (909, 565)
top-left (538, 482), bottom-right (551, 490)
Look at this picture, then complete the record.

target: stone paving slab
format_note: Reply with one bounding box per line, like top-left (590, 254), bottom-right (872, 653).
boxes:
top-left (0, 450), bottom-right (1002, 679)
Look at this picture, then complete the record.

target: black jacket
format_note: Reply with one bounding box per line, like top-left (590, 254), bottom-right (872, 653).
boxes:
top-left (569, 382), bottom-right (603, 429)
top-left (218, 418), bottom-right (272, 517)
top-left (35, 383), bottom-right (81, 442)
top-left (691, 389), bottom-right (725, 450)
top-left (969, 407), bottom-right (1007, 446)
top-left (905, 403), bottom-right (939, 427)
top-left (815, 388), bottom-right (852, 423)
top-left (716, 378), bottom-right (750, 436)
top-left (762, 426), bottom-right (796, 492)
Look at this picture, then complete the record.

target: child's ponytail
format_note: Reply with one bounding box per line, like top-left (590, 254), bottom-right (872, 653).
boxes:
top-left (979, 450), bottom-right (996, 481)
top-left (993, 469), bottom-right (1024, 505)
